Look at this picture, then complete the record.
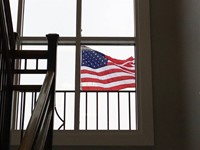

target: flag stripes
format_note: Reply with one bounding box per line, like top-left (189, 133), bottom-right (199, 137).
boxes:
top-left (81, 47), bottom-right (135, 91)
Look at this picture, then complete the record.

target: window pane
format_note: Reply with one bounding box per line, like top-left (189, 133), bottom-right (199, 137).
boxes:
top-left (9, 0), bottom-right (18, 32)
top-left (56, 46), bottom-right (75, 90)
top-left (23, 0), bottom-right (76, 36)
top-left (20, 74), bottom-right (46, 85)
top-left (82, 0), bottom-right (135, 37)
top-left (22, 45), bottom-right (48, 51)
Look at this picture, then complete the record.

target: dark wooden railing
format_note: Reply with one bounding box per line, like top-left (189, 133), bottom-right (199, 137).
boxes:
top-left (18, 34), bottom-right (59, 150)
top-left (18, 71), bottom-right (54, 150)
top-left (0, 0), bottom-right (16, 149)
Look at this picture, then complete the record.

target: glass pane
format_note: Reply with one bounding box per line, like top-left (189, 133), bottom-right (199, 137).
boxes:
top-left (56, 46), bottom-right (75, 90)
top-left (98, 92), bottom-right (107, 130)
top-left (80, 92), bottom-right (86, 130)
top-left (22, 45), bottom-right (48, 51)
top-left (23, 0), bottom-right (76, 36)
top-left (65, 92), bottom-right (75, 130)
top-left (81, 45), bottom-right (135, 91)
top-left (20, 74), bottom-right (46, 85)
top-left (54, 93), bottom-right (65, 130)
top-left (130, 92), bottom-right (136, 130)
top-left (119, 93), bottom-right (129, 130)
top-left (109, 93), bottom-right (118, 130)
top-left (9, 0), bottom-right (18, 32)
top-left (87, 92), bottom-right (97, 130)
top-left (82, 0), bottom-right (134, 37)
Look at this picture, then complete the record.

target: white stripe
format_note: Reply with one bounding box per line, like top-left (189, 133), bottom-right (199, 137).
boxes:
top-left (108, 60), bottom-right (134, 71)
top-left (81, 72), bottom-right (135, 80)
top-left (81, 65), bottom-right (135, 73)
top-left (81, 79), bottom-right (135, 88)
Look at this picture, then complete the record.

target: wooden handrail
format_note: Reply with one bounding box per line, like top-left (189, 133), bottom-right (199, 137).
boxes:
top-left (18, 71), bottom-right (54, 150)
top-left (11, 50), bottom-right (48, 59)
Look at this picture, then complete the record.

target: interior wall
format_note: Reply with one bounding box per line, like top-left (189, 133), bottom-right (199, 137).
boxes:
top-left (10, 0), bottom-right (200, 150)
top-left (150, 0), bottom-right (200, 149)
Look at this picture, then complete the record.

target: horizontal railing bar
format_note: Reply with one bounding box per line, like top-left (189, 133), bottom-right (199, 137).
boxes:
top-left (13, 70), bottom-right (47, 74)
top-left (56, 90), bottom-right (136, 93)
top-left (19, 71), bottom-right (54, 150)
top-left (13, 89), bottom-right (136, 92)
top-left (11, 50), bottom-right (48, 59)
top-left (13, 85), bottom-right (41, 91)
top-left (19, 37), bottom-right (135, 45)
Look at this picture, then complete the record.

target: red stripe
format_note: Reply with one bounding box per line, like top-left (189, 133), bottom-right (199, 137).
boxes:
top-left (81, 68), bottom-right (135, 76)
top-left (82, 83), bottom-right (136, 91)
top-left (106, 56), bottom-right (134, 65)
top-left (107, 62), bottom-right (134, 73)
top-left (107, 61), bottom-right (134, 68)
top-left (81, 76), bottom-right (135, 84)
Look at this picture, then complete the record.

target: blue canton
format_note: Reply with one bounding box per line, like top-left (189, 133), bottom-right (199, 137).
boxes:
top-left (81, 49), bottom-right (108, 69)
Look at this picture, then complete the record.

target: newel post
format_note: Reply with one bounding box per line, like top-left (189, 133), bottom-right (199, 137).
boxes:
top-left (45, 34), bottom-right (59, 150)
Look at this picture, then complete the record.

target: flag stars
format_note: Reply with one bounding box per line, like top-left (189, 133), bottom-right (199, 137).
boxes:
top-left (81, 49), bottom-right (108, 69)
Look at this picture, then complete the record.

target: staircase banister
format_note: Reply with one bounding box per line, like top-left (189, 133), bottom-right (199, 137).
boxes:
top-left (18, 71), bottom-right (54, 150)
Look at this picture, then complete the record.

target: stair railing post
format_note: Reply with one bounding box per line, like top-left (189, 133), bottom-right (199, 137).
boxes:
top-left (45, 34), bottom-right (59, 150)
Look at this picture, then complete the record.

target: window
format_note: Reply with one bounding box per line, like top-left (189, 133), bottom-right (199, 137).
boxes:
top-left (10, 0), bottom-right (153, 146)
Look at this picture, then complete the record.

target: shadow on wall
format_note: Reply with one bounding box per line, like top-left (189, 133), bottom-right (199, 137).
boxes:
top-left (151, 0), bottom-right (200, 150)
top-left (177, 0), bottom-right (200, 150)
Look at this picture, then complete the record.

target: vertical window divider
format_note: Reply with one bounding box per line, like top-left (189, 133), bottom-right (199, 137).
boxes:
top-left (74, 0), bottom-right (82, 130)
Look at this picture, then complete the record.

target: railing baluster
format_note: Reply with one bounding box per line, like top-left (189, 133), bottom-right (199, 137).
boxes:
top-left (36, 58), bottom-right (38, 70)
top-left (64, 92), bottom-right (66, 130)
top-left (96, 92), bottom-right (98, 130)
top-left (24, 59), bottom-right (27, 70)
top-left (85, 92), bottom-right (88, 130)
top-left (118, 92), bottom-right (120, 130)
top-left (20, 92), bottom-right (25, 143)
top-left (15, 91), bottom-right (19, 129)
top-left (107, 92), bottom-right (109, 130)
top-left (129, 92), bottom-right (131, 130)
top-left (31, 92), bottom-right (34, 114)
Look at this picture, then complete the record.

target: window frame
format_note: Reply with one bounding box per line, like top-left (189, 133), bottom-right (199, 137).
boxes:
top-left (11, 0), bottom-right (154, 146)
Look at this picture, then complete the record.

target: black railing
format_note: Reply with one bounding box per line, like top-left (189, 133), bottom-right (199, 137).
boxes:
top-left (0, 0), bottom-right (16, 149)
top-left (55, 90), bottom-right (136, 131)
top-left (14, 90), bottom-right (136, 131)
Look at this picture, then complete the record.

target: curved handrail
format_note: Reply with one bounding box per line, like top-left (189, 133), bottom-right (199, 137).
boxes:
top-left (18, 71), bottom-right (54, 150)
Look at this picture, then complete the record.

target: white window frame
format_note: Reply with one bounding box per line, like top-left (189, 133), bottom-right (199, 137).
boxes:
top-left (54, 0), bottom-right (153, 146)
top-left (11, 0), bottom-right (154, 146)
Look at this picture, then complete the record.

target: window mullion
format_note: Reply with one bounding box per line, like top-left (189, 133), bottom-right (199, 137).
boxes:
top-left (74, 0), bottom-right (82, 130)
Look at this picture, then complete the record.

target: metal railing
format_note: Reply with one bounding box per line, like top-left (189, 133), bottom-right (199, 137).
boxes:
top-left (55, 90), bottom-right (136, 131)
top-left (14, 90), bottom-right (136, 131)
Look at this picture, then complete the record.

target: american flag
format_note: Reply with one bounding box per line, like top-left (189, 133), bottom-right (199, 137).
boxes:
top-left (81, 46), bottom-right (135, 91)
